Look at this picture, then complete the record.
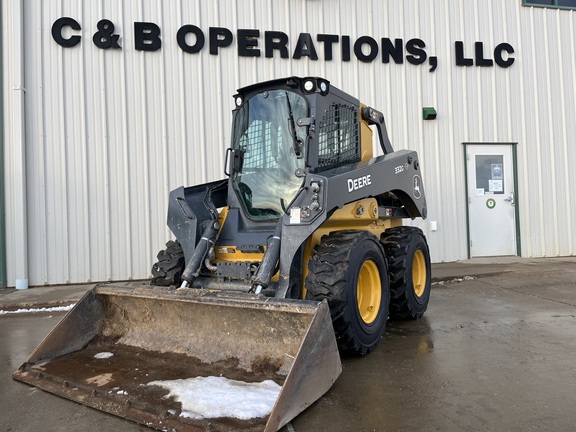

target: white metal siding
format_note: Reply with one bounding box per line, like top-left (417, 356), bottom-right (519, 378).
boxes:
top-left (3, 0), bottom-right (576, 286)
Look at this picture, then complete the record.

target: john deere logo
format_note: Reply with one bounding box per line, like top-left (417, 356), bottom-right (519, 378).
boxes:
top-left (413, 175), bottom-right (422, 199)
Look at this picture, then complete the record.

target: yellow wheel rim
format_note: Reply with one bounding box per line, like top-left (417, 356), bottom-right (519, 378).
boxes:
top-left (412, 249), bottom-right (427, 298)
top-left (357, 260), bottom-right (381, 324)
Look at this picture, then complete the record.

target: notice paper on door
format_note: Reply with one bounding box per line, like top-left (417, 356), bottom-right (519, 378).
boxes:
top-left (488, 179), bottom-right (503, 192)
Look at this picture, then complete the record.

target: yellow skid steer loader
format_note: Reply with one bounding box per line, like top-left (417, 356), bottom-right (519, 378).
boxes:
top-left (14, 77), bottom-right (431, 431)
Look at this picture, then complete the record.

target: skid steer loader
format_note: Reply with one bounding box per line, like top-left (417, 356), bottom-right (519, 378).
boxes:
top-left (14, 77), bottom-right (431, 432)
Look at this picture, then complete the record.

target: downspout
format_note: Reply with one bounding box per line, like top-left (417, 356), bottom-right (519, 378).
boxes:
top-left (0, 3), bottom-right (6, 288)
top-left (5, 0), bottom-right (27, 289)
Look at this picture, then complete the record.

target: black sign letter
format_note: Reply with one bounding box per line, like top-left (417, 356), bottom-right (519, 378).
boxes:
top-left (475, 42), bottom-right (493, 67)
top-left (293, 33), bottom-right (318, 60)
top-left (406, 38), bottom-right (427, 65)
top-left (134, 22), bottom-right (161, 51)
top-left (177, 25), bottom-right (204, 54)
top-left (317, 34), bottom-right (339, 61)
top-left (494, 43), bottom-right (515, 68)
top-left (265, 31), bottom-right (289, 58)
top-left (93, 19), bottom-right (121, 49)
top-left (354, 36), bottom-right (378, 63)
top-left (209, 27), bottom-right (233, 55)
top-left (382, 38), bottom-right (403, 64)
top-left (455, 41), bottom-right (473, 66)
top-left (52, 17), bottom-right (82, 48)
top-left (238, 29), bottom-right (261, 57)
top-left (341, 36), bottom-right (351, 62)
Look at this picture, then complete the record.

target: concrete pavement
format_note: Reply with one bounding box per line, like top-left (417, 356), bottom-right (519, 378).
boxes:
top-left (2, 256), bottom-right (576, 432)
top-left (0, 256), bottom-right (558, 311)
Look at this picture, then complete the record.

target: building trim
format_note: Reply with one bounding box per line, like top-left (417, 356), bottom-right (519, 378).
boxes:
top-left (0, 3), bottom-right (6, 288)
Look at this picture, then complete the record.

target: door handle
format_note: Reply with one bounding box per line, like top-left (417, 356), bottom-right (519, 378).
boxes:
top-left (504, 191), bottom-right (515, 206)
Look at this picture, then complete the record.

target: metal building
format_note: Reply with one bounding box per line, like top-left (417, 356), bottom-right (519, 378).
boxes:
top-left (2, 0), bottom-right (575, 288)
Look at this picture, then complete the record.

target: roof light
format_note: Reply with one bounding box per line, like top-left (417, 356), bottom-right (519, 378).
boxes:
top-left (318, 79), bottom-right (329, 95)
top-left (303, 80), bottom-right (315, 92)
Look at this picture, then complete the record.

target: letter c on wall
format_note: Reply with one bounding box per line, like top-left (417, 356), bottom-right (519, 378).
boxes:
top-left (52, 17), bottom-right (82, 47)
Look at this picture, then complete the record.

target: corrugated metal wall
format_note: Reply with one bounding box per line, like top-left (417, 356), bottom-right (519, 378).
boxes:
top-left (3, 0), bottom-right (576, 286)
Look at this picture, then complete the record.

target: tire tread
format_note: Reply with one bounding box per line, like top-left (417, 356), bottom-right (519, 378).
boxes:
top-left (381, 226), bottom-right (431, 319)
top-left (151, 240), bottom-right (185, 286)
top-left (306, 230), bottom-right (388, 355)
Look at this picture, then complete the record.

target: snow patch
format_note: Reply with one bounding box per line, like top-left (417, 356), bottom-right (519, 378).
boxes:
top-left (0, 304), bottom-right (75, 315)
top-left (432, 276), bottom-right (476, 286)
top-left (147, 376), bottom-right (282, 420)
top-left (94, 352), bottom-right (114, 359)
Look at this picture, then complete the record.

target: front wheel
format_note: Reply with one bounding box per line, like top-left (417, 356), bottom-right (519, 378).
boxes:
top-left (306, 231), bottom-right (390, 355)
top-left (381, 226), bottom-right (432, 319)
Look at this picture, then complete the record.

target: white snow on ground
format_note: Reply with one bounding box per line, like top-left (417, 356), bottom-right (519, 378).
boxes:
top-left (432, 276), bottom-right (476, 286)
top-left (94, 352), bottom-right (114, 359)
top-left (0, 304), bottom-right (75, 315)
top-left (147, 376), bottom-right (282, 420)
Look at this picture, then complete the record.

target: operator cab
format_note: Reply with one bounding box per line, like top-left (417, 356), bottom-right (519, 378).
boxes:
top-left (231, 88), bottom-right (308, 221)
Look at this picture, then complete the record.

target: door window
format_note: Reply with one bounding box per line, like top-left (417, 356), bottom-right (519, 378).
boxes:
top-left (475, 155), bottom-right (504, 195)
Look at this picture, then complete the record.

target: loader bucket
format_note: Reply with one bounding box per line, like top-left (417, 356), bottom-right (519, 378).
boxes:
top-left (13, 284), bottom-right (341, 432)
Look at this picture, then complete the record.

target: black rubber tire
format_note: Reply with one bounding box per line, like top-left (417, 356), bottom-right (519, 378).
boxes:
top-left (381, 226), bottom-right (431, 320)
top-left (305, 230), bottom-right (390, 355)
top-left (151, 240), bottom-right (185, 286)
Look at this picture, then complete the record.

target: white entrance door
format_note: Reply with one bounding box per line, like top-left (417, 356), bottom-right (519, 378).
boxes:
top-left (466, 144), bottom-right (518, 257)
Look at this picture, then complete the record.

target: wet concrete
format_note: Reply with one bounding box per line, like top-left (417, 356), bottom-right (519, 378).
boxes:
top-left (292, 258), bottom-right (576, 432)
top-left (0, 313), bottom-right (147, 432)
top-left (2, 258), bottom-right (576, 432)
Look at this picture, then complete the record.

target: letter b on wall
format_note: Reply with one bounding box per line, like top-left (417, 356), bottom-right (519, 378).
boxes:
top-left (135, 22), bottom-right (161, 51)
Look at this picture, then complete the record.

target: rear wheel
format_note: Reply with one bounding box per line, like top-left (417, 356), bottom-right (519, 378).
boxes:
top-left (306, 231), bottom-right (390, 355)
top-left (151, 240), bottom-right (185, 286)
top-left (381, 227), bottom-right (431, 319)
